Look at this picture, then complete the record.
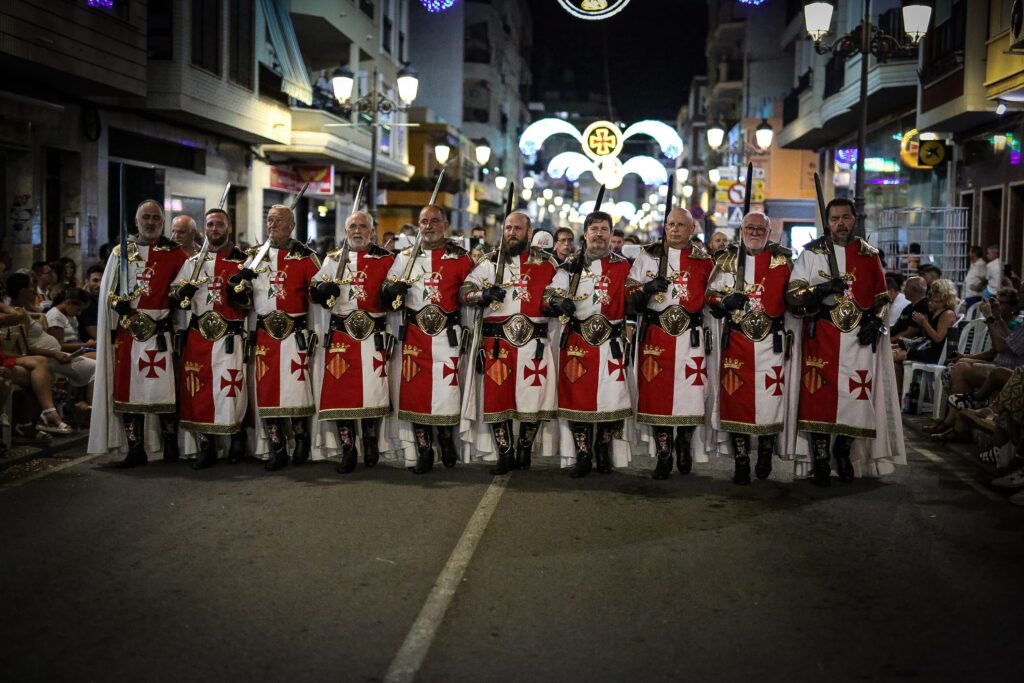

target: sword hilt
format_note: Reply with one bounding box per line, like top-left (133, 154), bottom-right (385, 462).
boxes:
top-left (655, 292), bottom-right (667, 304)
top-left (326, 294), bottom-right (337, 309)
top-left (392, 295), bottom-right (404, 310)
top-left (180, 297), bottom-right (191, 310)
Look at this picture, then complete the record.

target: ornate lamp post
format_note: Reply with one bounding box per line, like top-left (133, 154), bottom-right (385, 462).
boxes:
top-left (332, 64), bottom-right (419, 217)
top-left (802, 0), bottom-right (932, 235)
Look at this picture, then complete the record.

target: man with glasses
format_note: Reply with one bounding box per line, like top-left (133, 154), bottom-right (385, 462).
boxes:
top-left (230, 205), bottom-right (322, 471)
top-left (706, 212), bottom-right (792, 485)
top-left (382, 205), bottom-right (474, 474)
top-left (627, 208), bottom-right (714, 479)
top-left (309, 211), bottom-right (396, 474)
top-left (88, 200), bottom-right (189, 467)
top-left (786, 198), bottom-right (900, 485)
top-left (553, 228), bottom-right (575, 265)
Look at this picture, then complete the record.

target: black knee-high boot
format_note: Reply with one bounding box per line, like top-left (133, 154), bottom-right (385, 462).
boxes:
top-left (361, 418), bottom-right (380, 467)
top-left (515, 421), bottom-right (539, 471)
top-left (731, 433), bottom-right (751, 485)
top-left (652, 426), bottom-right (674, 480)
top-left (437, 426), bottom-right (458, 468)
top-left (594, 422), bottom-right (615, 473)
top-left (568, 422), bottom-right (594, 478)
top-left (160, 415), bottom-right (179, 462)
top-left (116, 413), bottom-right (147, 468)
top-left (413, 424), bottom-right (434, 474)
top-left (834, 434), bottom-right (854, 482)
top-left (755, 434), bottom-right (775, 480)
top-left (811, 433), bottom-right (831, 486)
top-left (489, 420), bottom-right (515, 475)
top-left (675, 426), bottom-right (693, 474)
top-left (192, 433), bottom-right (218, 470)
top-left (335, 420), bottom-right (358, 474)
top-left (291, 418), bottom-right (310, 465)
top-left (227, 430), bottom-right (246, 463)
top-left (265, 419), bottom-right (289, 471)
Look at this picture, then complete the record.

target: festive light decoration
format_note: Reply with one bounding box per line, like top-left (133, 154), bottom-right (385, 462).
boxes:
top-left (557, 0), bottom-right (631, 20)
top-left (419, 0), bottom-right (456, 12)
top-left (737, 0), bottom-right (767, 5)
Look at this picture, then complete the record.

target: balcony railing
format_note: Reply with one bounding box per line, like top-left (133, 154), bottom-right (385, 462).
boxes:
top-left (783, 90), bottom-right (800, 126)
top-left (920, 0), bottom-right (967, 84)
top-left (823, 53), bottom-right (845, 99)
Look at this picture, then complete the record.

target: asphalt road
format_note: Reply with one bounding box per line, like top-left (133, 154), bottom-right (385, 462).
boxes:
top-left (1, 434), bottom-right (1022, 682)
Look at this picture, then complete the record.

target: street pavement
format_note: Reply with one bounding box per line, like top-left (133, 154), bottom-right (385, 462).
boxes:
top-left (1, 421), bottom-right (1022, 682)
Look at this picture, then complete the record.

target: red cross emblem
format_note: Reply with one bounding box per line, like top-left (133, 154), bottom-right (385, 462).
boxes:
top-left (136, 267), bottom-right (154, 296)
top-left (290, 352), bottom-right (308, 380)
top-left (443, 356), bottom-right (460, 385)
top-left (588, 127), bottom-right (618, 156)
top-left (670, 270), bottom-right (690, 302)
top-left (372, 351), bottom-right (388, 378)
top-left (137, 349), bottom-right (166, 378)
top-left (207, 276), bottom-right (224, 305)
top-left (219, 368), bottom-right (243, 397)
top-left (269, 270), bottom-right (287, 299)
top-left (524, 359), bottom-right (547, 386)
top-left (423, 271), bottom-right (442, 303)
top-left (765, 365), bottom-right (785, 396)
top-left (849, 369), bottom-right (872, 400)
top-left (607, 358), bottom-right (626, 381)
top-left (684, 356), bottom-right (707, 386)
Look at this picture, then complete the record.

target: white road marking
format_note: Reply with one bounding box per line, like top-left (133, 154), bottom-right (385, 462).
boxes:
top-left (914, 446), bottom-right (1006, 504)
top-left (0, 453), bottom-right (100, 492)
top-left (384, 475), bottom-right (509, 683)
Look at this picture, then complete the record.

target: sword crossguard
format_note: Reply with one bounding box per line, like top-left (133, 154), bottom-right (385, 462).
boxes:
top-left (232, 281), bottom-right (250, 294)
top-left (391, 295), bottom-right (404, 310)
top-left (180, 297), bottom-right (191, 310)
top-left (655, 293), bottom-right (667, 304)
top-left (488, 300), bottom-right (502, 312)
top-left (326, 295), bottom-right (337, 309)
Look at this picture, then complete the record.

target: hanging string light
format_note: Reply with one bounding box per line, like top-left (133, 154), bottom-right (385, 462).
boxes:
top-left (420, 0), bottom-right (457, 12)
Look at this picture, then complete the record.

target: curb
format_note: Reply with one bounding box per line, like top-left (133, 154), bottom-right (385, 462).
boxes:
top-left (0, 434), bottom-right (88, 471)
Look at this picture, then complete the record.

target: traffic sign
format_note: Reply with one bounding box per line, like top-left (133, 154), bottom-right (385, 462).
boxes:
top-left (727, 205), bottom-right (744, 227)
top-left (728, 183), bottom-right (746, 203)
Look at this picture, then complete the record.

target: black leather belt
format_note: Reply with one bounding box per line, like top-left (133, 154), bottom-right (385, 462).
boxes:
top-left (256, 312), bottom-right (308, 334)
top-left (188, 314), bottom-right (245, 337)
top-left (402, 305), bottom-right (460, 347)
top-left (255, 312), bottom-right (310, 351)
top-left (642, 308), bottom-right (703, 329)
top-left (481, 318), bottom-right (549, 344)
top-left (329, 312), bottom-right (387, 334)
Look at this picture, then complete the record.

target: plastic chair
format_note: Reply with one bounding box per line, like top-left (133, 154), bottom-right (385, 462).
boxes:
top-left (902, 319), bottom-right (984, 418)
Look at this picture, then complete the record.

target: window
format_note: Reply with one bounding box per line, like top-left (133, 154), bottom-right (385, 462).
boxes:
top-left (229, 0), bottom-right (254, 88)
top-left (383, 17), bottom-right (393, 54)
top-left (191, 0), bottom-right (221, 75)
top-left (147, 2), bottom-right (173, 60)
top-left (360, 0), bottom-right (375, 20)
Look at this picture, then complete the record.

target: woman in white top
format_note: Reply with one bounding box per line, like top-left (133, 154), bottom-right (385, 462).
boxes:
top-left (45, 288), bottom-right (95, 357)
top-left (6, 274), bottom-right (95, 388)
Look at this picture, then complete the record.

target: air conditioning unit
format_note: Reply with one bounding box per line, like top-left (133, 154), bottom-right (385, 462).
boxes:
top-left (1011, 0), bottom-right (1024, 52)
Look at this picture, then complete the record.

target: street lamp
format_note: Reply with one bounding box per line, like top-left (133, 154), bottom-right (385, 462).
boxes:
top-left (434, 144), bottom-right (451, 165)
top-left (494, 175), bottom-right (508, 191)
top-left (708, 168), bottom-right (721, 184)
top-left (682, 184), bottom-right (694, 198)
top-left (675, 167), bottom-right (689, 184)
top-left (332, 63), bottom-right (420, 216)
top-left (522, 176), bottom-right (535, 190)
top-left (803, 0), bottom-right (932, 235)
top-left (755, 119), bottom-right (774, 151)
top-left (474, 140), bottom-right (491, 166)
top-left (707, 120), bottom-right (726, 150)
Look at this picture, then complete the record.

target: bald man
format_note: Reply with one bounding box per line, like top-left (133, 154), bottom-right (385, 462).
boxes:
top-left (627, 208), bottom-right (714, 479)
top-left (310, 211), bottom-right (396, 474)
top-left (708, 231), bottom-right (729, 254)
top-left (171, 215), bottom-right (201, 257)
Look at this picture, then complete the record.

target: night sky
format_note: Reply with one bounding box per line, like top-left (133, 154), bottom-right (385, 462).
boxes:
top-left (525, 0), bottom-right (708, 121)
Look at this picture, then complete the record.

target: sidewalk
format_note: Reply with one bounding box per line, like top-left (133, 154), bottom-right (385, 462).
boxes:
top-left (0, 430), bottom-right (88, 471)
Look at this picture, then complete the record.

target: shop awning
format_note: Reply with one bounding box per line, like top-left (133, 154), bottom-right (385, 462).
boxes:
top-left (259, 0), bottom-right (313, 105)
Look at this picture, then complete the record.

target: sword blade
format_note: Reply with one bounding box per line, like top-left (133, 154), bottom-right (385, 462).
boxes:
top-left (429, 168), bottom-right (446, 206)
top-left (117, 164), bottom-right (129, 298)
top-left (217, 182), bottom-right (232, 210)
top-left (352, 177), bottom-right (365, 214)
top-left (290, 182), bottom-right (310, 211)
top-left (187, 236), bottom-right (211, 283)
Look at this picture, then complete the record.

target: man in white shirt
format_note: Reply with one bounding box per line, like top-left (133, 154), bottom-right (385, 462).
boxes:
top-left (963, 245), bottom-right (987, 308)
top-left (984, 245), bottom-right (1003, 299)
top-left (887, 273), bottom-right (909, 327)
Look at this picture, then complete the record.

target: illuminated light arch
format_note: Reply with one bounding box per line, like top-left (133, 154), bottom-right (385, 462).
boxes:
top-left (622, 120), bottom-right (684, 159)
top-left (620, 156), bottom-right (670, 185)
top-left (519, 118), bottom-right (584, 156)
top-left (546, 152), bottom-right (594, 182)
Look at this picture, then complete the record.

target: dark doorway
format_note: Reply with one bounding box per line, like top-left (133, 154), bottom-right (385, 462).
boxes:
top-left (107, 162), bottom-right (165, 245)
top-left (979, 187), bottom-right (1002, 251)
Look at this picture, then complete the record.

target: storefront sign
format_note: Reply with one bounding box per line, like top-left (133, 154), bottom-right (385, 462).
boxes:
top-left (269, 167), bottom-right (298, 193)
top-left (296, 165), bottom-right (335, 196)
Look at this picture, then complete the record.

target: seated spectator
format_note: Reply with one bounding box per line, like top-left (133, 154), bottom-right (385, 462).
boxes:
top-left (5, 273), bottom-right (95, 391)
top-left (961, 366), bottom-right (1024, 500)
top-left (892, 278), bottom-right (957, 394)
top-left (0, 315), bottom-right (72, 438)
top-left (886, 272), bottom-right (908, 327)
top-left (46, 288), bottom-right (94, 355)
top-left (31, 262), bottom-right (56, 310)
top-left (59, 257), bottom-right (78, 289)
top-left (923, 291), bottom-right (1024, 439)
top-left (918, 263), bottom-right (942, 286)
top-left (891, 276), bottom-right (928, 339)
top-left (78, 265), bottom-right (103, 342)
top-left (963, 245), bottom-right (987, 308)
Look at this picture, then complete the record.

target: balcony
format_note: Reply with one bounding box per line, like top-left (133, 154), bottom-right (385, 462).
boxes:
top-left (823, 54), bottom-right (845, 99)
top-left (260, 105), bottom-right (413, 182)
top-left (919, 0), bottom-right (966, 86)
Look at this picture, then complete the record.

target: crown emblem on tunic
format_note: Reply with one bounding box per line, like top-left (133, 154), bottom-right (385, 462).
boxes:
top-left (642, 345), bottom-right (664, 356)
top-left (403, 346), bottom-right (421, 357)
top-left (724, 358), bottom-right (743, 370)
top-left (254, 345), bottom-right (268, 357)
top-left (805, 356), bottom-right (828, 369)
top-left (329, 343), bottom-right (349, 354)
top-left (567, 345), bottom-right (587, 358)
top-left (184, 361), bottom-right (202, 373)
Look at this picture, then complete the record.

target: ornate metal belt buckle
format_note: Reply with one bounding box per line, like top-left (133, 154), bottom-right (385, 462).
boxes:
top-left (263, 310), bottom-right (294, 340)
top-left (415, 304), bottom-right (448, 337)
top-left (197, 311), bottom-right (229, 342)
top-left (740, 310), bottom-right (772, 342)
top-left (502, 314), bottom-right (534, 347)
top-left (343, 310), bottom-right (375, 341)
top-left (658, 305), bottom-right (690, 337)
top-left (123, 312), bottom-right (157, 342)
top-left (830, 298), bottom-right (863, 333)
top-left (580, 314), bottom-right (613, 346)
